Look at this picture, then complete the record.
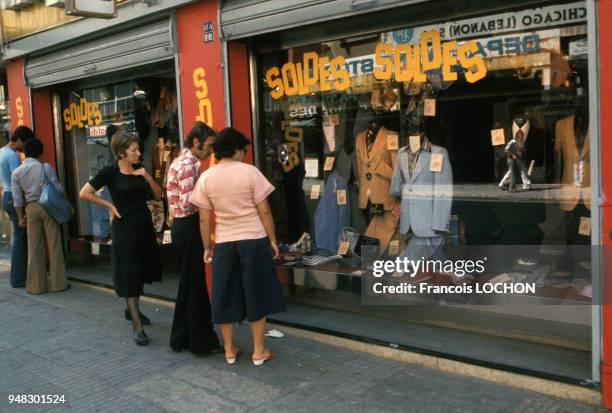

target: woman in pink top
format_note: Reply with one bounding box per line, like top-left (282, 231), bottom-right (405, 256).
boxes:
top-left (190, 128), bottom-right (287, 366)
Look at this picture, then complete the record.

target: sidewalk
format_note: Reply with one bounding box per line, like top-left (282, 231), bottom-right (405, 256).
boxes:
top-left (0, 258), bottom-right (604, 412)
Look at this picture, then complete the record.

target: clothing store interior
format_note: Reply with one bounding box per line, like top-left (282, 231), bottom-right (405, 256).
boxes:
top-left (256, 16), bottom-right (593, 362)
top-left (60, 66), bottom-right (182, 281)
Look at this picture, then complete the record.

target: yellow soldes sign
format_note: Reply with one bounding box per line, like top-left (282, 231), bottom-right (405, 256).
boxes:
top-left (63, 98), bottom-right (102, 131)
top-left (265, 31), bottom-right (487, 99)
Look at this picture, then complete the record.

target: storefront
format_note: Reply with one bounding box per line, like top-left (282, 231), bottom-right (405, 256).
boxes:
top-left (4, 0), bottom-right (226, 278)
top-left (222, 0), bottom-right (605, 394)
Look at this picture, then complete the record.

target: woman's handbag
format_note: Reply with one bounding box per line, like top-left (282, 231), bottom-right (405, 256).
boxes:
top-left (39, 163), bottom-right (74, 224)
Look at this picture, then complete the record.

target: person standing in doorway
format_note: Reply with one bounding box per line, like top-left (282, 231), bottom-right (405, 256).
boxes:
top-left (190, 127), bottom-right (287, 366)
top-left (79, 132), bottom-right (162, 346)
top-left (0, 126), bottom-right (34, 287)
top-left (12, 138), bottom-right (68, 294)
top-left (166, 121), bottom-right (221, 354)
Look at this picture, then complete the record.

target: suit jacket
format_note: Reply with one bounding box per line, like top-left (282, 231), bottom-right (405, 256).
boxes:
top-left (355, 126), bottom-right (397, 210)
top-left (554, 115), bottom-right (590, 211)
top-left (390, 145), bottom-right (453, 237)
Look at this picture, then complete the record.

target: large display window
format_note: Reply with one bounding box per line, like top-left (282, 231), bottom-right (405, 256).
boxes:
top-left (256, 1), bottom-right (593, 353)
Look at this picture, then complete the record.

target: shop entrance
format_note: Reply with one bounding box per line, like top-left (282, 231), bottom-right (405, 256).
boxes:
top-left (52, 64), bottom-right (182, 287)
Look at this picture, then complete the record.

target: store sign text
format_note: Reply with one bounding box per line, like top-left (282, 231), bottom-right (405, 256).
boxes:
top-left (266, 31), bottom-right (487, 99)
top-left (374, 31), bottom-right (486, 84)
top-left (63, 98), bottom-right (102, 131)
top-left (281, 121), bottom-right (303, 172)
top-left (387, 2), bottom-right (586, 42)
top-left (193, 67), bottom-right (213, 126)
top-left (15, 97), bottom-right (24, 127)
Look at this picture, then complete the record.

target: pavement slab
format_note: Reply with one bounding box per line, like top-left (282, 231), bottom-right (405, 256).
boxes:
top-left (0, 263), bottom-right (605, 413)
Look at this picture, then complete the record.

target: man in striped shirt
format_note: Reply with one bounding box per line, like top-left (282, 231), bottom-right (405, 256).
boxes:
top-left (165, 121), bottom-right (221, 354)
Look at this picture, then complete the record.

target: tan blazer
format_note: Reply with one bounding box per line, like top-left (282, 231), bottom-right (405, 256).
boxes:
top-left (355, 126), bottom-right (397, 210)
top-left (554, 115), bottom-right (590, 211)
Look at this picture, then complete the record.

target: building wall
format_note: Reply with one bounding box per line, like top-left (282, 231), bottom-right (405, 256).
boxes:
top-left (599, 0), bottom-right (612, 407)
top-left (1, 3), bottom-right (76, 42)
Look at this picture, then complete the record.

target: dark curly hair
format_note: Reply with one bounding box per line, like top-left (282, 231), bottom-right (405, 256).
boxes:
top-left (212, 127), bottom-right (250, 159)
top-left (11, 125), bottom-right (35, 143)
top-left (186, 121), bottom-right (216, 148)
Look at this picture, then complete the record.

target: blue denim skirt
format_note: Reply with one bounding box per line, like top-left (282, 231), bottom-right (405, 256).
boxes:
top-left (211, 237), bottom-right (287, 324)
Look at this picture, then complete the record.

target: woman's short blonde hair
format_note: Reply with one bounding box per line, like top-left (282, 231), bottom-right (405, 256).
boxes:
top-left (111, 132), bottom-right (140, 160)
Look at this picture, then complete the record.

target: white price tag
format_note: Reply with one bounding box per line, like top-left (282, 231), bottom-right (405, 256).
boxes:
top-left (424, 99), bottom-right (436, 117)
top-left (310, 184), bottom-right (321, 200)
top-left (429, 153), bottom-right (443, 173)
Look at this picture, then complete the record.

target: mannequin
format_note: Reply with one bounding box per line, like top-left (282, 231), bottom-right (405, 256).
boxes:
top-left (554, 104), bottom-right (590, 212)
top-left (355, 119), bottom-right (399, 250)
top-left (495, 114), bottom-right (546, 268)
top-left (499, 115), bottom-right (533, 191)
top-left (389, 135), bottom-right (453, 261)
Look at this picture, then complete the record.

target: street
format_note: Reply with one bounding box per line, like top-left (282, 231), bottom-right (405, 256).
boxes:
top-left (0, 256), bottom-right (603, 413)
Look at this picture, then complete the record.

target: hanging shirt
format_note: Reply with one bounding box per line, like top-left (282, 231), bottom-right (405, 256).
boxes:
top-left (512, 121), bottom-right (530, 149)
top-left (408, 136), bottom-right (432, 177)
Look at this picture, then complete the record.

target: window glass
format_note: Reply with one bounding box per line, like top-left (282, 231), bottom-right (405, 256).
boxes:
top-left (257, 1), bottom-right (591, 346)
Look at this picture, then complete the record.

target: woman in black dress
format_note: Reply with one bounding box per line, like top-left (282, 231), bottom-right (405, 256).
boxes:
top-left (79, 132), bottom-right (162, 346)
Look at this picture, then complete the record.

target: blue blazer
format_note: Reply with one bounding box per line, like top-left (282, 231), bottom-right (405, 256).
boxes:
top-left (389, 145), bottom-right (453, 237)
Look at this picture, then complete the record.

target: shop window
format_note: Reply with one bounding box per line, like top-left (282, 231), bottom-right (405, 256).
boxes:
top-left (60, 75), bottom-right (180, 242)
top-left (256, 1), bottom-right (592, 345)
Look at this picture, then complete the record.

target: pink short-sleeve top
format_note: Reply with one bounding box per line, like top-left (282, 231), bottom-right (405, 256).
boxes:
top-left (190, 161), bottom-right (275, 243)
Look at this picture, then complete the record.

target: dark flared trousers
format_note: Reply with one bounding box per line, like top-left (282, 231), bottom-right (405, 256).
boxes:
top-left (170, 213), bottom-right (220, 354)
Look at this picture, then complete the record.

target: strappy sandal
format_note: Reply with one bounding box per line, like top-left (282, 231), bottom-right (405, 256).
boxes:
top-left (225, 348), bottom-right (241, 365)
top-left (252, 349), bottom-right (276, 366)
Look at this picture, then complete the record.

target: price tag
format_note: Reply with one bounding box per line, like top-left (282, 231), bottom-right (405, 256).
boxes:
top-left (310, 184), bottom-right (321, 200)
top-left (491, 129), bottom-right (505, 146)
top-left (409, 135), bottom-right (421, 153)
top-left (162, 230), bottom-right (172, 244)
top-left (305, 158), bottom-right (319, 178)
top-left (389, 240), bottom-right (400, 256)
top-left (155, 169), bottom-right (161, 178)
top-left (387, 134), bottom-right (399, 150)
top-left (542, 67), bottom-right (551, 87)
top-left (329, 113), bottom-right (340, 126)
top-left (424, 99), bottom-right (436, 117)
top-left (91, 242), bottom-right (100, 255)
top-left (578, 216), bottom-right (591, 236)
top-left (324, 156), bottom-right (335, 171)
top-left (429, 153), bottom-right (444, 173)
top-left (336, 189), bottom-right (347, 205)
top-left (338, 241), bottom-right (350, 256)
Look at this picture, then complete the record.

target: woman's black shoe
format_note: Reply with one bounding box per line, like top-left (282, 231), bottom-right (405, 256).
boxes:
top-left (124, 309), bottom-right (151, 325)
top-left (134, 330), bottom-right (149, 346)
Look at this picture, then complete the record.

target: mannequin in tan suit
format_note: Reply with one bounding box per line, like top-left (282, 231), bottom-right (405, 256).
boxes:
top-left (355, 121), bottom-right (399, 249)
top-left (554, 114), bottom-right (590, 212)
top-left (554, 110), bottom-right (591, 276)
